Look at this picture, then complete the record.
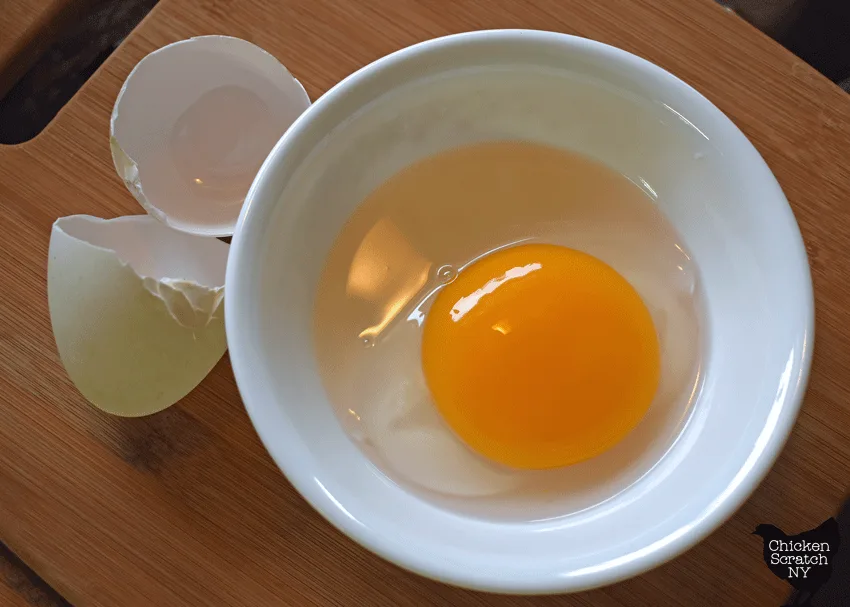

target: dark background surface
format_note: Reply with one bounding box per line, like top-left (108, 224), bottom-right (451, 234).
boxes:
top-left (775, 0), bottom-right (850, 84)
top-left (0, 0), bottom-right (158, 144)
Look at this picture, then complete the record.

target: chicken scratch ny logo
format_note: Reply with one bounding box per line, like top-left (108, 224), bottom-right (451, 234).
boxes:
top-left (753, 517), bottom-right (841, 606)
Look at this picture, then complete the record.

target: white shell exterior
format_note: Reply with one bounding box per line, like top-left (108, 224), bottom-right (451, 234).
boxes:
top-left (48, 215), bottom-right (229, 416)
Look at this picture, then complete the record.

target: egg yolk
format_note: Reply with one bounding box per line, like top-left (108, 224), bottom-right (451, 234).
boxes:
top-left (421, 243), bottom-right (660, 469)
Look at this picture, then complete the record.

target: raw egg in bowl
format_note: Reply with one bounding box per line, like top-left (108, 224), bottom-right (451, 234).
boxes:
top-left (226, 30), bottom-right (813, 593)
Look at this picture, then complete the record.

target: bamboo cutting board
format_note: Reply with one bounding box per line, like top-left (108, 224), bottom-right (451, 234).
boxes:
top-left (2, 0), bottom-right (850, 605)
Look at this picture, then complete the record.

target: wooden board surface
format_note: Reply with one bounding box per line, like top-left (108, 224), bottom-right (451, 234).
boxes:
top-left (2, 0), bottom-right (850, 604)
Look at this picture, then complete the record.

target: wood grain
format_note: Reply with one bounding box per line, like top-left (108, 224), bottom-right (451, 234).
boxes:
top-left (1, 0), bottom-right (849, 605)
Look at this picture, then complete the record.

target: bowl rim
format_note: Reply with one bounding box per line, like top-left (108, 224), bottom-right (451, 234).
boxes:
top-left (225, 29), bottom-right (815, 594)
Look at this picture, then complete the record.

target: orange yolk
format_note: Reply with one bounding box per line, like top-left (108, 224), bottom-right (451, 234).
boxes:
top-left (421, 243), bottom-right (660, 469)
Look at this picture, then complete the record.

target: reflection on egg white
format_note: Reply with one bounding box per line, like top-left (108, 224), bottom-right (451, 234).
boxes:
top-left (357, 323), bottom-right (518, 497)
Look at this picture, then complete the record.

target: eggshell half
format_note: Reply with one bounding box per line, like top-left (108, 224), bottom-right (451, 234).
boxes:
top-left (48, 215), bottom-right (229, 416)
top-left (110, 35), bottom-right (311, 236)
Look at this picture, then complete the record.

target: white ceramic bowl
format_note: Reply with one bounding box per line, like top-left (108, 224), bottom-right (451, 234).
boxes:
top-left (226, 30), bottom-right (813, 594)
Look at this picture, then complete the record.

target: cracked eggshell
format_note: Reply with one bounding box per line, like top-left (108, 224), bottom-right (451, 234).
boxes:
top-left (111, 35), bottom-right (311, 237)
top-left (48, 215), bottom-right (229, 417)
